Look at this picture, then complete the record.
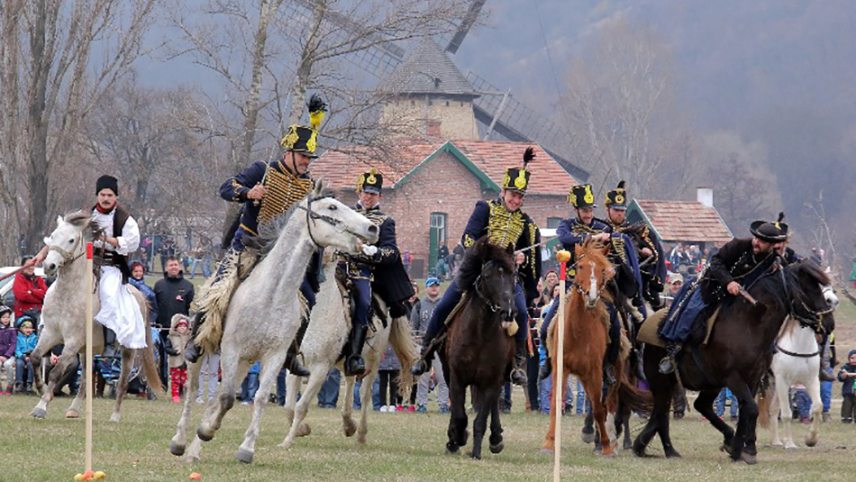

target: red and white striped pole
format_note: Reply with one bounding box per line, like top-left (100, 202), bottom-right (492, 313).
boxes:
top-left (553, 249), bottom-right (571, 481)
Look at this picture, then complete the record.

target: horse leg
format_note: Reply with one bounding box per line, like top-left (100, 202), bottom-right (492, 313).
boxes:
top-left (774, 377), bottom-right (796, 449)
top-left (693, 388), bottom-right (734, 451)
top-left (633, 348), bottom-right (674, 458)
top-left (197, 355), bottom-right (248, 442)
top-left (582, 408), bottom-right (596, 444)
top-left (805, 376), bottom-right (822, 448)
top-left (341, 374), bottom-right (356, 438)
top-left (583, 375), bottom-right (613, 457)
top-left (170, 361), bottom-right (202, 456)
top-left (469, 385), bottom-right (497, 460)
top-left (237, 351), bottom-right (286, 464)
top-left (488, 395), bottom-right (504, 454)
top-left (768, 381), bottom-right (783, 447)
top-left (109, 347), bottom-right (134, 423)
top-left (727, 380), bottom-right (759, 464)
top-left (29, 329), bottom-right (66, 419)
top-left (446, 377), bottom-right (468, 453)
top-left (619, 401), bottom-right (633, 450)
top-left (541, 369), bottom-right (569, 452)
top-left (280, 365), bottom-right (327, 449)
top-left (356, 368), bottom-right (377, 444)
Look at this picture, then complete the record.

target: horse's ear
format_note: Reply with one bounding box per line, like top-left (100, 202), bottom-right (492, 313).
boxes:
top-left (575, 243), bottom-right (583, 257)
top-left (43, 236), bottom-right (51, 245)
top-left (506, 243), bottom-right (515, 255)
top-left (56, 215), bottom-right (64, 227)
top-left (313, 179), bottom-right (325, 197)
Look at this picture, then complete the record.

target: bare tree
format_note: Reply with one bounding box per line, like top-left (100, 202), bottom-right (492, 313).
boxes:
top-left (0, 0), bottom-right (157, 261)
top-left (561, 16), bottom-right (693, 197)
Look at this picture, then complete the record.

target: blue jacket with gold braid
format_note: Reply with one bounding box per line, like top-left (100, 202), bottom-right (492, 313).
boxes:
top-left (219, 159), bottom-right (314, 246)
top-left (345, 205), bottom-right (415, 306)
top-left (462, 199), bottom-right (542, 302)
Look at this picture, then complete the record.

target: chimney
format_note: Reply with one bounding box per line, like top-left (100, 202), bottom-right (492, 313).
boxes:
top-left (697, 187), bottom-right (713, 208)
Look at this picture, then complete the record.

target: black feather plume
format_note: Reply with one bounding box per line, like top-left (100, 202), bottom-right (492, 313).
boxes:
top-left (777, 212), bottom-right (785, 223)
top-left (307, 93), bottom-right (327, 113)
top-left (617, 180), bottom-right (626, 189)
top-left (523, 147), bottom-right (535, 167)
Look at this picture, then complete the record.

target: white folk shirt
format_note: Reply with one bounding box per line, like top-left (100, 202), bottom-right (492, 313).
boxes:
top-left (91, 208), bottom-right (146, 349)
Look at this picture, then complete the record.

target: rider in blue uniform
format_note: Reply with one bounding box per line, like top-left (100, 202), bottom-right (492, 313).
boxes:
top-left (411, 147), bottom-right (542, 386)
top-left (340, 169), bottom-right (414, 376)
top-left (184, 95), bottom-right (327, 377)
top-left (539, 183), bottom-right (641, 385)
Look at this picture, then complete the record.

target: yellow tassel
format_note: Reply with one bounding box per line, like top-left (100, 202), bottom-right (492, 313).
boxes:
top-left (309, 110), bottom-right (325, 130)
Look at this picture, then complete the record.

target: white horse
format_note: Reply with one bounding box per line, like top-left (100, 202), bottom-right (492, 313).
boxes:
top-left (169, 181), bottom-right (378, 464)
top-left (31, 212), bottom-right (161, 422)
top-left (280, 257), bottom-right (418, 449)
top-left (762, 285), bottom-right (838, 449)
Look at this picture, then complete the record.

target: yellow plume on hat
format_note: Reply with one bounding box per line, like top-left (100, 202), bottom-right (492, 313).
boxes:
top-left (307, 94), bottom-right (327, 130)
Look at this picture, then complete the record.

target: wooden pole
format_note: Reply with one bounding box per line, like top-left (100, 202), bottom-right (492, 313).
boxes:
top-left (553, 250), bottom-right (571, 481)
top-left (85, 242), bottom-right (94, 473)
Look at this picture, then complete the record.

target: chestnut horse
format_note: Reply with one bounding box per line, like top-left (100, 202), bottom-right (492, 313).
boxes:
top-left (542, 239), bottom-right (650, 456)
top-left (440, 238), bottom-right (517, 460)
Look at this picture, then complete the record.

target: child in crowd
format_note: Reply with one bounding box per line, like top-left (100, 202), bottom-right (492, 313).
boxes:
top-left (838, 349), bottom-right (856, 423)
top-left (378, 344), bottom-right (401, 412)
top-left (0, 305), bottom-right (16, 394)
top-left (14, 315), bottom-right (39, 393)
top-left (164, 314), bottom-right (192, 403)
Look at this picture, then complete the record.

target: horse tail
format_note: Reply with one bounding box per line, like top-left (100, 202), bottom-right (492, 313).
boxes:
top-left (617, 369), bottom-right (653, 414)
top-left (141, 317), bottom-right (164, 394)
top-left (389, 315), bottom-right (418, 400)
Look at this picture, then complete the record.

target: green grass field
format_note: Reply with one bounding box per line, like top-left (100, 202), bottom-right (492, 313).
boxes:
top-left (2, 389), bottom-right (856, 481)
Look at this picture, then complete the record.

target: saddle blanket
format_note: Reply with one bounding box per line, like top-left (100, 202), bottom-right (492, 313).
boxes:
top-left (637, 306), bottom-right (721, 348)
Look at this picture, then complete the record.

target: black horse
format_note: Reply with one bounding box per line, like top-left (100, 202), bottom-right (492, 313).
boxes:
top-left (440, 238), bottom-right (517, 460)
top-left (633, 259), bottom-right (834, 464)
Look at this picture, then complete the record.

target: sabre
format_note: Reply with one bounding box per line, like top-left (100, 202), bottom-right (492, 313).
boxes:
top-left (738, 286), bottom-right (758, 306)
top-left (252, 145), bottom-right (277, 207)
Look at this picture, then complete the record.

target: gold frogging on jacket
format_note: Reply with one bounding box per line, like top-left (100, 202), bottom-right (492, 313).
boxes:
top-left (258, 168), bottom-right (314, 226)
top-left (464, 201), bottom-right (526, 250)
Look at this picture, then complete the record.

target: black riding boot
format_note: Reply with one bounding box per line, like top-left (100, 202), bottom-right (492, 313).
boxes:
top-left (284, 316), bottom-right (311, 377)
top-left (183, 312), bottom-right (205, 363)
top-left (510, 339), bottom-right (528, 386)
top-left (411, 325), bottom-right (445, 377)
top-left (658, 342), bottom-right (681, 375)
top-left (344, 324), bottom-right (369, 376)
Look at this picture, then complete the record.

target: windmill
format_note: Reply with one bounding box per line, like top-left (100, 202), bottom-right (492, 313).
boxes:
top-left (280, 0), bottom-right (589, 181)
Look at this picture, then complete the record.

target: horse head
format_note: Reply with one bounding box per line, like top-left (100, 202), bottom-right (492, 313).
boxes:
top-left (574, 238), bottom-right (615, 309)
top-left (297, 180), bottom-right (379, 253)
top-left (458, 237), bottom-right (517, 319)
top-left (787, 260), bottom-right (836, 336)
top-left (43, 211), bottom-right (97, 277)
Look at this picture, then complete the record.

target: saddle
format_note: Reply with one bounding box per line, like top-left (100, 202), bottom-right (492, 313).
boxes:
top-left (443, 292), bottom-right (517, 337)
top-left (637, 306), bottom-right (722, 348)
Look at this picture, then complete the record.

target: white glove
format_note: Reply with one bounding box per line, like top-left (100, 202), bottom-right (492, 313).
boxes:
top-left (361, 244), bottom-right (378, 256)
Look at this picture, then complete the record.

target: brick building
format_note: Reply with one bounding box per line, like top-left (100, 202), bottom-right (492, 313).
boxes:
top-left (312, 140), bottom-right (577, 278)
top-left (625, 188), bottom-right (733, 250)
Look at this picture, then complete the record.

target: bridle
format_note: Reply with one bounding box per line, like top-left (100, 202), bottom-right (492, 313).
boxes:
top-left (570, 255), bottom-right (605, 308)
top-left (46, 232), bottom-right (86, 272)
top-left (775, 267), bottom-right (835, 358)
top-left (473, 261), bottom-right (514, 320)
top-left (296, 195), bottom-right (370, 248)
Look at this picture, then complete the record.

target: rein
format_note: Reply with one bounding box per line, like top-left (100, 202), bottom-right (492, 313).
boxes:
top-left (297, 195), bottom-right (372, 248)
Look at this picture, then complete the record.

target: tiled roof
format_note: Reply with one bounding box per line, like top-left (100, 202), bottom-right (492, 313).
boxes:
top-left (379, 39), bottom-right (478, 97)
top-left (634, 200), bottom-right (733, 244)
top-left (311, 140), bottom-right (577, 196)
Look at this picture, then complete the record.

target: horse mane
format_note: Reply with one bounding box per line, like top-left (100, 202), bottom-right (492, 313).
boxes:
top-left (247, 198), bottom-right (306, 261)
top-left (790, 258), bottom-right (830, 287)
top-left (456, 237), bottom-right (515, 291)
top-left (63, 210), bottom-right (102, 241)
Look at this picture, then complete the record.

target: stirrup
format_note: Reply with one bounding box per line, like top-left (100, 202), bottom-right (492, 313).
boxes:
top-left (603, 364), bottom-right (617, 385)
top-left (411, 358), bottom-right (429, 376)
top-left (510, 367), bottom-right (527, 386)
top-left (538, 360), bottom-right (552, 380)
top-left (658, 355), bottom-right (675, 375)
top-left (345, 355), bottom-right (366, 377)
top-left (184, 341), bottom-right (202, 364)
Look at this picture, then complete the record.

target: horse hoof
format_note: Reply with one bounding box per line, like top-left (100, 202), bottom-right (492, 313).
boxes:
top-left (65, 410), bottom-right (80, 419)
top-left (632, 442), bottom-right (648, 458)
top-left (184, 455), bottom-right (199, 465)
top-left (720, 444), bottom-right (733, 456)
top-left (664, 448), bottom-right (681, 458)
top-left (196, 428), bottom-right (214, 442)
top-left (169, 441), bottom-right (186, 457)
top-left (297, 423), bottom-right (311, 437)
top-left (740, 452), bottom-right (757, 465)
top-left (468, 451), bottom-right (482, 460)
top-left (109, 413), bottom-right (121, 423)
top-left (343, 419), bottom-right (357, 437)
top-left (623, 440), bottom-right (632, 450)
top-left (489, 442), bottom-right (504, 454)
top-left (540, 447), bottom-right (554, 456)
top-left (805, 438), bottom-right (818, 448)
top-left (771, 441), bottom-right (784, 448)
top-left (236, 448), bottom-right (254, 464)
top-left (581, 431), bottom-right (596, 444)
top-left (31, 408), bottom-right (47, 419)
top-left (446, 442), bottom-right (459, 454)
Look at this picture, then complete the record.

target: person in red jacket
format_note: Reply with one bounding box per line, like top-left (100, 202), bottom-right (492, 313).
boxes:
top-left (12, 257), bottom-right (47, 319)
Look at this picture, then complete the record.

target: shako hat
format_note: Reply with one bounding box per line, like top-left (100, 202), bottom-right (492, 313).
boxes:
top-left (281, 94), bottom-right (327, 158)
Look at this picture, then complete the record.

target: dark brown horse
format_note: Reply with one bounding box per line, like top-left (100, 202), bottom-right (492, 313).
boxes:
top-left (440, 238), bottom-right (517, 460)
top-left (633, 260), bottom-right (834, 463)
top-left (542, 239), bottom-right (651, 456)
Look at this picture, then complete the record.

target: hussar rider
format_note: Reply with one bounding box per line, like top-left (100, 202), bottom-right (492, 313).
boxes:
top-left (184, 95), bottom-right (328, 377)
top-left (412, 147), bottom-right (542, 386)
top-left (338, 169), bottom-right (414, 376)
